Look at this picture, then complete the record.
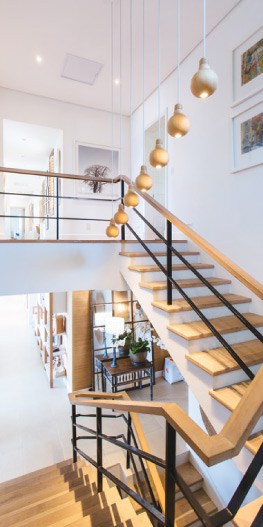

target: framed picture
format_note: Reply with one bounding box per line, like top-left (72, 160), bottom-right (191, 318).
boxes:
top-left (75, 142), bottom-right (119, 198)
top-left (232, 27), bottom-right (263, 105)
top-left (232, 101), bottom-right (263, 172)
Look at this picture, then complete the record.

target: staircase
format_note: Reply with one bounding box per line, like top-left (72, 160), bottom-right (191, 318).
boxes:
top-left (0, 456), bottom-right (221, 527)
top-left (119, 240), bottom-right (263, 487)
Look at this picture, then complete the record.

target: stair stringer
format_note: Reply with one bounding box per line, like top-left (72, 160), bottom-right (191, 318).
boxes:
top-left (120, 258), bottom-right (263, 502)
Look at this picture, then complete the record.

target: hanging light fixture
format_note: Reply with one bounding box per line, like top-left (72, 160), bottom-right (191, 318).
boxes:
top-left (114, 203), bottom-right (128, 224)
top-left (106, 1), bottom-right (119, 238)
top-left (149, 0), bottom-right (169, 169)
top-left (123, 0), bottom-right (140, 207)
top-left (167, 0), bottom-right (190, 138)
top-left (191, 0), bottom-right (218, 98)
top-left (135, 0), bottom-right (152, 192)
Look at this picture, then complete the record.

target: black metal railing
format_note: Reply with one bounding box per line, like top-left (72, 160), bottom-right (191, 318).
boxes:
top-left (71, 402), bottom-right (263, 527)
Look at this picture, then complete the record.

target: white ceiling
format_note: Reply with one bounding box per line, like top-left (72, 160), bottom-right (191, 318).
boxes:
top-left (0, 0), bottom-right (240, 115)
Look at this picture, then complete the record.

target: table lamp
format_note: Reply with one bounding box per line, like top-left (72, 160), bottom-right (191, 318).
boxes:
top-left (105, 316), bottom-right (124, 368)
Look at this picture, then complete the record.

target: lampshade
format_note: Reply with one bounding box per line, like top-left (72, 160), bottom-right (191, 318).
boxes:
top-left (106, 219), bottom-right (119, 238)
top-left (167, 104), bottom-right (190, 138)
top-left (94, 312), bottom-right (111, 327)
top-left (135, 165), bottom-right (153, 192)
top-left (123, 185), bottom-right (140, 208)
top-left (149, 139), bottom-right (169, 169)
top-left (105, 316), bottom-right (125, 336)
top-left (114, 204), bottom-right (128, 225)
top-left (191, 58), bottom-right (218, 99)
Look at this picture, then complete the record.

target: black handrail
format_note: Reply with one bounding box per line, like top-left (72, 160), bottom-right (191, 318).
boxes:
top-left (133, 208), bottom-right (263, 346)
top-left (71, 402), bottom-right (263, 527)
top-left (126, 222), bottom-right (255, 380)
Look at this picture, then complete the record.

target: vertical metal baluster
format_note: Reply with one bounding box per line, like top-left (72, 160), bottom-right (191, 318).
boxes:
top-left (126, 413), bottom-right (132, 469)
top-left (56, 176), bottom-right (59, 240)
top-left (97, 407), bottom-right (103, 492)
top-left (165, 422), bottom-right (176, 527)
top-left (121, 179), bottom-right (125, 241)
top-left (167, 220), bottom-right (172, 305)
top-left (72, 404), bottom-right (77, 463)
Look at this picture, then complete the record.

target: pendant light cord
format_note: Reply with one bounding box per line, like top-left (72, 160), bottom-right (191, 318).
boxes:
top-left (177, 0), bottom-right (181, 103)
top-left (129, 0), bottom-right (133, 182)
top-left (119, 0), bottom-right (122, 176)
top-left (111, 0), bottom-right (114, 217)
top-left (203, 0), bottom-right (206, 57)
top-left (142, 0), bottom-right (145, 164)
top-left (157, 0), bottom-right (161, 138)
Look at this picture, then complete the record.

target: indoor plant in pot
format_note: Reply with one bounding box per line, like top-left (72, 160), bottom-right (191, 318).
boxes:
top-left (129, 338), bottom-right (150, 366)
top-left (117, 328), bottom-right (132, 357)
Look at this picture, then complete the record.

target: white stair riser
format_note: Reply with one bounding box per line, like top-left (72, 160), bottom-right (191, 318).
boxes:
top-left (127, 254), bottom-right (200, 266)
top-left (187, 327), bottom-right (263, 353)
top-left (139, 267), bottom-right (214, 282)
top-left (212, 363), bottom-right (261, 390)
top-left (121, 242), bottom-right (188, 252)
top-left (166, 302), bottom-right (251, 325)
top-left (210, 397), bottom-right (263, 434)
top-left (153, 283), bottom-right (231, 301)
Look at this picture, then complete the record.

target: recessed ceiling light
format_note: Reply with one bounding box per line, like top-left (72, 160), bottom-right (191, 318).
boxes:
top-left (36, 55), bottom-right (43, 64)
top-left (114, 78), bottom-right (120, 85)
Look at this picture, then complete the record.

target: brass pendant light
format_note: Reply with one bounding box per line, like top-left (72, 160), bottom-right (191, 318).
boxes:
top-left (149, 0), bottom-right (169, 169)
top-left (114, 204), bottom-right (128, 224)
top-left (191, 0), bottom-right (218, 98)
top-left (106, 218), bottom-right (119, 238)
top-left (136, 165), bottom-right (152, 192)
top-left (135, 0), bottom-right (152, 192)
top-left (123, 185), bottom-right (140, 208)
top-left (167, 0), bottom-right (190, 138)
top-left (123, 0), bottom-right (140, 207)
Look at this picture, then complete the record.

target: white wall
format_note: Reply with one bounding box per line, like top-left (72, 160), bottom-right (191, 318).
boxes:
top-left (132, 0), bottom-right (263, 283)
top-left (0, 87), bottom-right (130, 239)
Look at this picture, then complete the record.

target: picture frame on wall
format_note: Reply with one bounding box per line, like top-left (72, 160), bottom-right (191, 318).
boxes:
top-left (232, 100), bottom-right (263, 172)
top-left (75, 141), bottom-right (120, 198)
top-left (232, 26), bottom-right (263, 105)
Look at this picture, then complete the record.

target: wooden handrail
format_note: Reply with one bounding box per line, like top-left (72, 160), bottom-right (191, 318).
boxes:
top-left (120, 175), bottom-right (263, 300)
top-left (69, 365), bottom-right (263, 468)
top-left (1, 166), bottom-right (262, 298)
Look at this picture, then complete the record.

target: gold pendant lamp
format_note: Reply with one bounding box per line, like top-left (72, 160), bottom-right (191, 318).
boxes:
top-left (135, 0), bottom-right (152, 192)
top-left (167, 0), bottom-right (190, 138)
top-left (149, 0), bottom-right (169, 169)
top-left (106, 218), bottom-right (119, 238)
top-left (123, 0), bottom-right (140, 207)
top-left (114, 204), bottom-right (128, 224)
top-left (190, 0), bottom-right (218, 98)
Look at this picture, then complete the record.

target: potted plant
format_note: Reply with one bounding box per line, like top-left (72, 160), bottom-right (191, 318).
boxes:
top-left (117, 328), bottom-right (132, 357)
top-left (129, 338), bottom-right (150, 366)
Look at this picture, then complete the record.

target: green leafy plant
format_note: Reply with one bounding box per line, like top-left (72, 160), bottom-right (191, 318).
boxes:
top-left (129, 338), bottom-right (150, 355)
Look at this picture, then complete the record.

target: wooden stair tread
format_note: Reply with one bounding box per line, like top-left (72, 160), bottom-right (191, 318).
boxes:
top-left (233, 496), bottom-right (263, 526)
top-left (168, 313), bottom-right (263, 341)
top-left (158, 461), bottom-right (203, 489)
top-left (209, 381), bottom-right (251, 412)
top-left (152, 294), bottom-right (251, 314)
top-left (54, 497), bottom-right (136, 527)
top-left (119, 251), bottom-right (199, 257)
top-left (174, 488), bottom-right (217, 525)
top-left (245, 431), bottom-right (263, 455)
top-left (115, 512), bottom-right (152, 526)
top-left (139, 276), bottom-right (231, 291)
top-left (129, 263), bottom-right (214, 273)
top-left (186, 339), bottom-right (263, 375)
top-left (8, 487), bottom-right (121, 527)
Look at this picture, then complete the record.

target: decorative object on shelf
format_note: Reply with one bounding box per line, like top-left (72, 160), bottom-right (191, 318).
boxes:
top-left (117, 327), bottom-right (132, 357)
top-left (105, 316), bottom-right (125, 368)
top-left (232, 100), bottom-right (263, 172)
top-left (129, 338), bottom-right (150, 366)
top-left (114, 204), bottom-right (128, 225)
top-left (106, 218), bottom-right (119, 238)
top-left (135, 0), bottom-right (152, 192)
top-left (190, 0), bottom-right (218, 99)
top-left (232, 27), bottom-right (263, 105)
top-left (167, 0), bottom-right (189, 138)
top-left (149, 0), bottom-right (169, 168)
top-left (123, 185), bottom-right (140, 208)
top-left (94, 311), bottom-right (111, 358)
